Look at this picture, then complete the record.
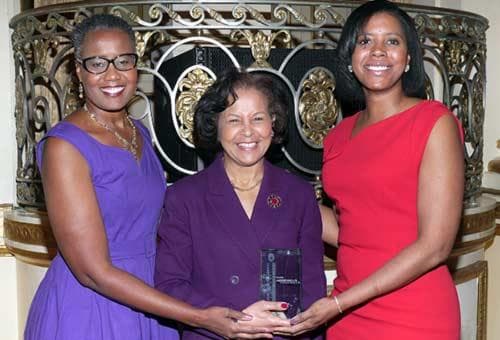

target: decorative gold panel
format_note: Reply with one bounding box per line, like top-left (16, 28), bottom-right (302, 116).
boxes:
top-left (175, 68), bottom-right (215, 144)
top-left (230, 30), bottom-right (291, 68)
top-left (298, 69), bottom-right (338, 147)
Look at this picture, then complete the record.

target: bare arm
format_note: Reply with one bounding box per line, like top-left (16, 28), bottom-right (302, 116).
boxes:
top-left (287, 114), bottom-right (464, 333)
top-left (319, 204), bottom-right (339, 247)
top-left (41, 137), bottom-right (276, 339)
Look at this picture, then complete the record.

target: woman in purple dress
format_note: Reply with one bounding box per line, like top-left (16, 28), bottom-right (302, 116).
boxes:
top-left (24, 14), bottom-right (288, 340)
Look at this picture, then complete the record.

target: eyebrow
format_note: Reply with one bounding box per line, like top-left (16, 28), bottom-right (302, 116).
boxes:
top-left (357, 32), bottom-right (405, 39)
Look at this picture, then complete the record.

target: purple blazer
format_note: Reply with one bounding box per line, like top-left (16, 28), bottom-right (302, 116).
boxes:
top-left (155, 155), bottom-right (326, 339)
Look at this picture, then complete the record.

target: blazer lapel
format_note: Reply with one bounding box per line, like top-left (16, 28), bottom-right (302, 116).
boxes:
top-left (206, 156), bottom-right (261, 270)
top-left (250, 160), bottom-right (284, 244)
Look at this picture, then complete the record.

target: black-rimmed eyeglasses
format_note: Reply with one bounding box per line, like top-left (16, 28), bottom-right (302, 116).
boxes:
top-left (77, 53), bottom-right (138, 74)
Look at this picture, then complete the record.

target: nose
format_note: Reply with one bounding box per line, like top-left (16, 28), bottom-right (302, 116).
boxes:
top-left (371, 41), bottom-right (387, 57)
top-left (241, 122), bottom-right (253, 137)
top-left (104, 62), bottom-right (122, 80)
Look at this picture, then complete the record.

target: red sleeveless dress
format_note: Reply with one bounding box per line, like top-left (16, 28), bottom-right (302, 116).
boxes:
top-left (323, 100), bottom-right (460, 339)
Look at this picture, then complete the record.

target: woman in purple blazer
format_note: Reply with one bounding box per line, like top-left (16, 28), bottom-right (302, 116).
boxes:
top-left (155, 68), bottom-right (326, 339)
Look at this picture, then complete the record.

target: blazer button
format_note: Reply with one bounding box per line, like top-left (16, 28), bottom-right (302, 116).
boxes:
top-left (230, 275), bottom-right (240, 285)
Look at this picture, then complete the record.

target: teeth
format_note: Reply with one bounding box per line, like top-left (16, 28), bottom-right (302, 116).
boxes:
top-left (101, 86), bottom-right (125, 94)
top-left (367, 65), bottom-right (390, 71)
top-left (238, 142), bottom-right (257, 148)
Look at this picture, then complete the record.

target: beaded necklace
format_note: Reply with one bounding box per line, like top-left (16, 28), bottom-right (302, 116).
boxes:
top-left (84, 104), bottom-right (138, 160)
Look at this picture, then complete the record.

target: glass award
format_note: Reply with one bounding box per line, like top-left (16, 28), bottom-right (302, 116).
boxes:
top-left (260, 248), bottom-right (302, 318)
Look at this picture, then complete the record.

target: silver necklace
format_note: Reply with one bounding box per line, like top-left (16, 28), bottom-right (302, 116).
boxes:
top-left (84, 104), bottom-right (138, 160)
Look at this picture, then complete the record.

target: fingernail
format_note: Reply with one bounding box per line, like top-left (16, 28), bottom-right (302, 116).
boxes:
top-left (242, 315), bottom-right (252, 321)
top-left (281, 302), bottom-right (288, 309)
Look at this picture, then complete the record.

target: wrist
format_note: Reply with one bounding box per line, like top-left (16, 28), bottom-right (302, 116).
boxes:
top-left (185, 307), bottom-right (207, 328)
top-left (331, 295), bottom-right (343, 314)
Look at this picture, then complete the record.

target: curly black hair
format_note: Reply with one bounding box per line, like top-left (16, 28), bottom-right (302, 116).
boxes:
top-left (335, 0), bottom-right (426, 109)
top-left (194, 67), bottom-right (289, 152)
top-left (72, 14), bottom-right (136, 59)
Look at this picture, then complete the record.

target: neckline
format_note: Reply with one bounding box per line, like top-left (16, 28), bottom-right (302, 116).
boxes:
top-left (57, 120), bottom-right (145, 165)
top-left (349, 100), bottom-right (426, 141)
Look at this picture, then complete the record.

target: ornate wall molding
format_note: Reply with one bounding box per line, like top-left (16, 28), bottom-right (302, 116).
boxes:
top-left (3, 209), bottom-right (56, 267)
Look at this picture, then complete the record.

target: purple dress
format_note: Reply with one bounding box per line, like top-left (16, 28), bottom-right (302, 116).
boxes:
top-left (25, 121), bottom-right (179, 340)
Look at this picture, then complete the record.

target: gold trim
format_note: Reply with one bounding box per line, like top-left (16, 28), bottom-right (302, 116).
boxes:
top-left (323, 257), bottom-right (336, 271)
top-left (460, 209), bottom-right (496, 235)
top-left (452, 261), bottom-right (487, 340)
top-left (0, 247), bottom-right (13, 257)
top-left (450, 241), bottom-right (488, 258)
top-left (4, 218), bottom-right (56, 247)
top-left (453, 232), bottom-right (496, 253)
top-left (5, 245), bottom-right (55, 267)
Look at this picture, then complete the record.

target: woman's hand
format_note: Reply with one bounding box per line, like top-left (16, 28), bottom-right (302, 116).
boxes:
top-left (276, 297), bottom-right (338, 336)
top-left (200, 302), bottom-right (289, 339)
top-left (242, 300), bottom-right (290, 323)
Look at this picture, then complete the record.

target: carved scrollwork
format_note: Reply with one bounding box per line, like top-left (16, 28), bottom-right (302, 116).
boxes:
top-left (175, 68), bottom-right (215, 144)
top-left (135, 30), bottom-right (169, 66)
top-left (230, 30), bottom-right (291, 68)
top-left (441, 40), bottom-right (470, 74)
top-left (298, 69), bottom-right (338, 148)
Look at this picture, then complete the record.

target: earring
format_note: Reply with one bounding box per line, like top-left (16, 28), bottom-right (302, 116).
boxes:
top-left (347, 65), bottom-right (353, 73)
top-left (78, 82), bottom-right (84, 99)
top-left (404, 64), bottom-right (410, 73)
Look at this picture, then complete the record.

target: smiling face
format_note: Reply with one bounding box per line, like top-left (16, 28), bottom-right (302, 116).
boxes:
top-left (351, 12), bottom-right (410, 96)
top-left (76, 29), bottom-right (137, 113)
top-left (218, 87), bottom-right (274, 170)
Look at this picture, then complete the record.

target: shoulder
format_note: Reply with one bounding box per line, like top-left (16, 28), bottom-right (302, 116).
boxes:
top-left (412, 100), bottom-right (452, 122)
top-left (39, 121), bottom-right (92, 160)
top-left (323, 113), bottom-right (357, 156)
top-left (166, 165), bottom-right (212, 196)
top-left (38, 124), bottom-right (91, 177)
top-left (411, 100), bottom-right (460, 135)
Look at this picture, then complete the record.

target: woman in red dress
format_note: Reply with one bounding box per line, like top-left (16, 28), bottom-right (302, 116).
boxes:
top-left (282, 1), bottom-right (463, 339)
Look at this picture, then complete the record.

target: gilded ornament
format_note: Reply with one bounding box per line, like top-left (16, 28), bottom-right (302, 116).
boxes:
top-left (298, 69), bottom-right (338, 147)
top-left (230, 30), bottom-right (291, 68)
top-left (175, 69), bottom-right (215, 144)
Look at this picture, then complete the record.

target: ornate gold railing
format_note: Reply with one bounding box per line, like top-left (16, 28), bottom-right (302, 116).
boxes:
top-left (10, 0), bottom-right (488, 208)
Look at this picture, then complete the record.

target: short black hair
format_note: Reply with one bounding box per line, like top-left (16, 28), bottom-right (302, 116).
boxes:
top-left (335, 0), bottom-right (426, 109)
top-left (72, 14), bottom-right (136, 59)
top-left (194, 67), bottom-right (289, 152)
